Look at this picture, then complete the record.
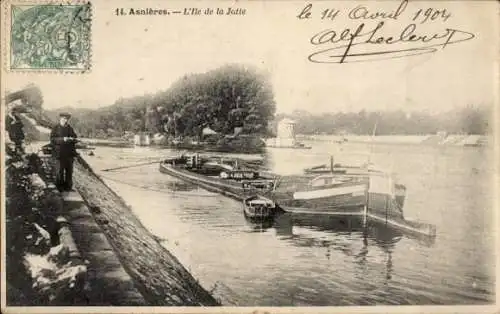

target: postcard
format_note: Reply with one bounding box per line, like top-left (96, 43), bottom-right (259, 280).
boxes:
top-left (1, 0), bottom-right (498, 313)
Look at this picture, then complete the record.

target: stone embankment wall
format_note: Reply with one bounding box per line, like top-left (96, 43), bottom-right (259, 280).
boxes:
top-left (5, 144), bottom-right (219, 306)
top-left (6, 148), bottom-right (220, 306)
top-left (9, 109), bottom-right (220, 306)
top-left (71, 155), bottom-right (220, 306)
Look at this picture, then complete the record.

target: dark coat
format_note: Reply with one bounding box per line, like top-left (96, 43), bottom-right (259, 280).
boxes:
top-left (50, 124), bottom-right (78, 159)
top-left (6, 114), bottom-right (25, 143)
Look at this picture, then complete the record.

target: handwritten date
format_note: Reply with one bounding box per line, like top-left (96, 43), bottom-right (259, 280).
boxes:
top-left (299, 0), bottom-right (451, 23)
top-left (297, 0), bottom-right (472, 64)
top-left (412, 8), bottom-right (451, 24)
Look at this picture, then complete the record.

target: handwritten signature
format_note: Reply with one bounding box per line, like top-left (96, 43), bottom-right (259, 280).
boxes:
top-left (308, 22), bottom-right (475, 64)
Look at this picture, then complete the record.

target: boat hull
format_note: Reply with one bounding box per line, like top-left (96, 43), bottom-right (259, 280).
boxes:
top-left (274, 188), bottom-right (366, 215)
top-left (159, 160), bottom-right (436, 238)
top-left (159, 162), bottom-right (401, 217)
top-left (243, 196), bottom-right (277, 220)
top-left (159, 162), bottom-right (249, 200)
top-left (266, 145), bottom-right (312, 150)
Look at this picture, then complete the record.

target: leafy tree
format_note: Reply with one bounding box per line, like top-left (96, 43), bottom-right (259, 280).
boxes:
top-left (60, 64), bottom-right (276, 139)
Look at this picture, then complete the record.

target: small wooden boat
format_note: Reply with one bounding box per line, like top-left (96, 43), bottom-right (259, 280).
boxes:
top-left (367, 214), bottom-right (437, 240)
top-left (398, 219), bottom-right (437, 238)
top-left (266, 141), bottom-right (312, 149)
top-left (266, 144), bottom-right (312, 150)
top-left (243, 195), bottom-right (277, 219)
top-left (304, 164), bottom-right (349, 174)
top-left (304, 157), bottom-right (385, 176)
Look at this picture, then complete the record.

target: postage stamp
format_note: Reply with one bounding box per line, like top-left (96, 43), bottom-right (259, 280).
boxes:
top-left (9, 2), bottom-right (91, 71)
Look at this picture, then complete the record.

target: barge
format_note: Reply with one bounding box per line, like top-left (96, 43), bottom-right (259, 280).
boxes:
top-left (158, 154), bottom-right (436, 237)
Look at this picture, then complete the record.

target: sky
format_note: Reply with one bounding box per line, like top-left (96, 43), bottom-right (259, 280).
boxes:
top-left (3, 0), bottom-right (498, 114)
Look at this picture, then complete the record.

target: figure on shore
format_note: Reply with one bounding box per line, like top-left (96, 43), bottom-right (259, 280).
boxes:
top-left (50, 112), bottom-right (78, 192)
top-left (5, 106), bottom-right (25, 155)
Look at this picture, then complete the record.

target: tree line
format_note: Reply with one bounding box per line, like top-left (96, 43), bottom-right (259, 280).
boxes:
top-left (46, 64), bottom-right (277, 139)
top-left (274, 105), bottom-right (491, 136)
top-left (39, 63), bottom-right (490, 138)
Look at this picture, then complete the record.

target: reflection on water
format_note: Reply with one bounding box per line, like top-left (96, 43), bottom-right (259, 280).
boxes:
top-left (158, 180), bottom-right (199, 192)
top-left (245, 213), bottom-right (404, 282)
top-left (84, 142), bottom-right (495, 306)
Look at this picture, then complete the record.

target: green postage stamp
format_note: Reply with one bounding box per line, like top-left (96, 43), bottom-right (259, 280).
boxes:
top-left (8, 2), bottom-right (91, 71)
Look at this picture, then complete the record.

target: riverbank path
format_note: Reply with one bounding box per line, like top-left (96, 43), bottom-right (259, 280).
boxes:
top-left (60, 190), bottom-right (147, 305)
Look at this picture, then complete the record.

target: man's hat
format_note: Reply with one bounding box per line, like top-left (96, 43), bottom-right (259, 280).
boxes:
top-left (59, 112), bottom-right (71, 118)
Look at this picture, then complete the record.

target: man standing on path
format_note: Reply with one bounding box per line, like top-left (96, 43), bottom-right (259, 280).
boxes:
top-left (50, 112), bottom-right (78, 192)
top-left (5, 106), bottom-right (25, 154)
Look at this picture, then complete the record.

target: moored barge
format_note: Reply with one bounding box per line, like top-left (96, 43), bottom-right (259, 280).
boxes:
top-left (158, 154), bottom-right (436, 238)
top-left (159, 154), bottom-right (408, 221)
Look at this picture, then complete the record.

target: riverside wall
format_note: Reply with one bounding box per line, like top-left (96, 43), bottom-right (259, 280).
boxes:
top-left (71, 155), bottom-right (220, 306)
top-left (4, 143), bottom-right (219, 306)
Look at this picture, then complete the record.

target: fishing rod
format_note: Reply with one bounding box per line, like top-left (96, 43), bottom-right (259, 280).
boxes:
top-left (39, 140), bottom-right (96, 156)
top-left (76, 141), bottom-right (96, 150)
top-left (101, 158), bottom-right (165, 172)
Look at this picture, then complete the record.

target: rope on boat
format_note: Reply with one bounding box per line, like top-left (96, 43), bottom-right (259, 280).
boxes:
top-left (97, 173), bottom-right (219, 198)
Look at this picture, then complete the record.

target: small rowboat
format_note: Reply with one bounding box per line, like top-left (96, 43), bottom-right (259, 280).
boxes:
top-left (243, 195), bottom-right (277, 219)
top-left (266, 143), bottom-right (312, 150)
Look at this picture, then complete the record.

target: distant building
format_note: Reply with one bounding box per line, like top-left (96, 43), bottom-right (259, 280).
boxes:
top-left (437, 131), bottom-right (447, 139)
top-left (134, 133), bottom-right (151, 146)
top-left (266, 118), bottom-right (301, 147)
top-left (202, 127), bottom-right (218, 136)
top-left (277, 118), bottom-right (296, 139)
top-left (276, 118), bottom-right (296, 147)
top-left (233, 127), bottom-right (243, 137)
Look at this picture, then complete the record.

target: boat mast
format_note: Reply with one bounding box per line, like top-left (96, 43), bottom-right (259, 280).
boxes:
top-left (368, 119), bottom-right (378, 165)
top-left (363, 176), bottom-right (369, 227)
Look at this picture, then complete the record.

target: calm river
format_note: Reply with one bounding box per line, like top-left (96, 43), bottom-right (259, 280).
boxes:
top-left (84, 141), bottom-right (495, 306)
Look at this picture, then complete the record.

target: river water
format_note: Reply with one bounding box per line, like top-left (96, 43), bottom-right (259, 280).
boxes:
top-left (83, 141), bottom-right (495, 306)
